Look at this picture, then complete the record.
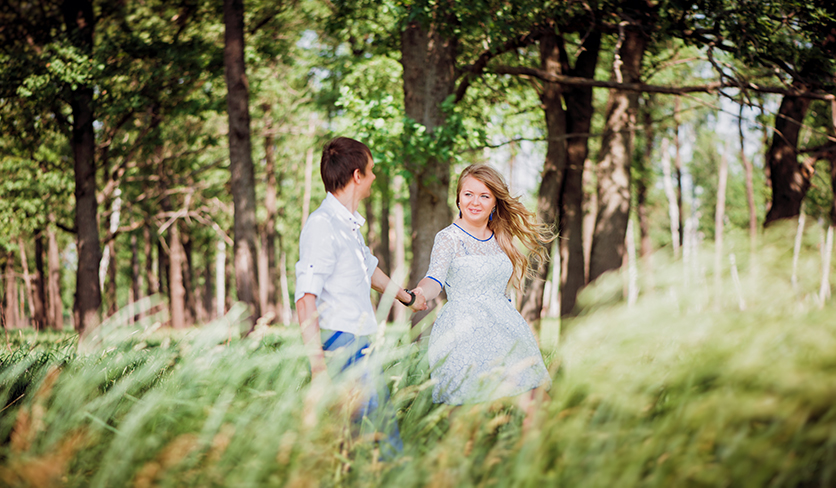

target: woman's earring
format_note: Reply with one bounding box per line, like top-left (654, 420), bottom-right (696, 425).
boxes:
top-left (458, 206), bottom-right (462, 219)
top-left (489, 208), bottom-right (495, 222)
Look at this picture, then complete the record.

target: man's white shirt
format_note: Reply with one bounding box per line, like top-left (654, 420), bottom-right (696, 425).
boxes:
top-left (295, 192), bottom-right (379, 335)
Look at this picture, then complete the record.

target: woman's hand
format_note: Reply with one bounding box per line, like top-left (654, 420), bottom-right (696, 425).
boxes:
top-left (409, 287), bottom-right (428, 311)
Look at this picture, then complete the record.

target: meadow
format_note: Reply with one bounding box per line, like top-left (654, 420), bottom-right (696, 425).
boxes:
top-left (2, 227), bottom-right (836, 487)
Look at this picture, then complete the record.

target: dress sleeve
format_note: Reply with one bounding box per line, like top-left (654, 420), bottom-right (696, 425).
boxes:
top-left (294, 215), bottom-right (336, 301)
top-left (425, 230), bottom-right (456, 289)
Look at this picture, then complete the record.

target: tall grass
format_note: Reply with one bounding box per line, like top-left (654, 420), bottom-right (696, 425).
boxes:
top-left (2, 226), bottom-right (836, 487)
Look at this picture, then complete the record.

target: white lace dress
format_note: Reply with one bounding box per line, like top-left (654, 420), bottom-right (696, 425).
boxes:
top-left (425, 224), bottom-right (551, 405)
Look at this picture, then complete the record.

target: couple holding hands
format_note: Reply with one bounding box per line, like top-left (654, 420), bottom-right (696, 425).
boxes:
top-left (295, 137), bottom-right (553, 454)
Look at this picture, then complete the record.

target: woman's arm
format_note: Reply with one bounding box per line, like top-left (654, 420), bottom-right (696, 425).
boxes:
top-left (414, 276), bottom-right (443, 303)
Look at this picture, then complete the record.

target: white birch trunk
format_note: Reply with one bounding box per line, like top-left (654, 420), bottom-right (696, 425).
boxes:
top-left (819, 224), bottom-right (833, 304)
top-left (660, 138), bottom-right (680, 258)
top-left (792, 208), bottom-right (806, 291)
top-left (99, 189), bottom-right (122, 292)
top-left (626, 219), bottom-right (639, 307)
top-left (714, 149), bottom-right (729, 308)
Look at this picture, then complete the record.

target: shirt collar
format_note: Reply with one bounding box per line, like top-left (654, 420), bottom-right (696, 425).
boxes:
top-left (324, 192), bottom-right (365, 228)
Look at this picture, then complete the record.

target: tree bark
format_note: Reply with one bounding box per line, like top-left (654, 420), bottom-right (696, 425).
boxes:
top-left (130, 232), bottom-right (141, 323)
top-left (106, 238), bottom-right (117, 317)
top-left (19, 238), bottom-right (46, 330)
top-left (715, 148), bottom-right (729, 307)
top-left (167, 223), bottom-right (187, 329)
top-left (47, 220), bottom-right (63, 330)
top-left (378, 172), bottom-right (392, 276)
top-left (674, 97), bottom-right (684, 247)
top-left (4, 252), bottom-right (19, 329)
top-left (402, 7), bottom-right (457, 330)
top-left (216, 236), bottom-right (227, 318)
top-left (260, 112), bottom-right (278, 323)
top-left (183, 232), bottom-right (195, 326)
top-left (739, 105), bottom-right (758, 251)
top-left (561, 31), bottom-right (601, 316)
top-left (63, 0), bottom-right (101, 333)
top-left (636, 99), bottom-right (654, 258)
top-left (34, 234), bottom-right (48, 329)
top-left (520, 31), bottom-right (567, 325)
top-left (144, 223), bottom-right (159, 297)
top-left (157, 240), bottom-right (169, 299)
top-left (224, 0), bottom-right (260, 323)
top-left (763, 84), bottom-right (813, 225)
top-left (589, 26), bottom-right (647, 283)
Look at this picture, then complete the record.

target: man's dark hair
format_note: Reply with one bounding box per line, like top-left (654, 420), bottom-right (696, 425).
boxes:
top-left (320, 137), bottom-right (372, 193)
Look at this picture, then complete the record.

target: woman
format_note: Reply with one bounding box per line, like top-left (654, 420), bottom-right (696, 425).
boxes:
top-left (413, 164), bottom-right (554, 406)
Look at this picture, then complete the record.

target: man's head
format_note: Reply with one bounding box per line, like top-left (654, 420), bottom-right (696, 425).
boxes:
top-left (320, 137), bottom-right (374, 195)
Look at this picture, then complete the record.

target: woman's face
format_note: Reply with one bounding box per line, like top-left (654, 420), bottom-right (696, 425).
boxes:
top-left (458, 176), bottom-right (496, 227)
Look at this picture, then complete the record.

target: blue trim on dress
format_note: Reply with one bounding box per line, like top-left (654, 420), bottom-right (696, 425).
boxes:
top-left (427, 276), bottom-right (444, 289)
top-left (453, 223), bottom-right (494, 242)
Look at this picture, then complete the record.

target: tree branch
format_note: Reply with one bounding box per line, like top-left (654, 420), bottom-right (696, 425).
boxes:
top-left (490, 65), bottom-right (836, 100)
top-left (454, 23), bottom-right (553, 103)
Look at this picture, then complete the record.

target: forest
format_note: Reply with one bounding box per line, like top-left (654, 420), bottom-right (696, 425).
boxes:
top-left (1, 0), bottom-right (836, 486)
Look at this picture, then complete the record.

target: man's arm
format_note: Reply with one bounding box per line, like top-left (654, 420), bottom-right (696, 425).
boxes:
top-left (295, 293), bottom-right (328, 379)
top-left (370, 267), bottom-right (427, 311)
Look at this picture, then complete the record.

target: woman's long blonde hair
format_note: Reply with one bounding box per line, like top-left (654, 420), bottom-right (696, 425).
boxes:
top-left (455, 164), bottom-right (556, 290)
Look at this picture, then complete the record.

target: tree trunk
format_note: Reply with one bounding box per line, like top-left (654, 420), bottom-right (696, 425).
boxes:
top-left (4, 251), bottom-right (19, 329)
top-left (279, 242), bottom-right (291, 324)
top-left (183, 233), bottom-right (195, 326)
top-left (589, 27), bottom-right (647, 283)
top-left (301, 119), bottom-right (315, 228)
top-left (674, 97), bottom-right (684, 247)
top-left (34, 234), bottom-right (47, 329)
top-left (661, 138), bottom-right (681, 258)
top-left (106, 238), bottom-right (117, 317)
top-left (392, 175), bottom-right (407, 323)
top-left (167, 223), bottom-right (187, 329)
top-left (763, 83), bottom-right (813, 225)
top-left (224, 0), bottom-right (260, 323)
top-left (520, 31), bottom-right (567, 325)
top-left (714, 148), bottom-right (729, 308)
top-left (216, 236), bottom-right (227, 318)
top-left (144, 224), bottom-right (159, 297)
top-left (260, 112), bottom-right (278, 322)
top-left (19, 238), bottom-right (46, 330)
top-left (636, 99), bottom-right (654, 258)
top-left (158, 240), bottom-right (169, 299)
top-left (402, 7), bottom-right (457, 329)
top-left (200, 246), bottom-right (212, 323)
top-left (47, 221), bottom-right (63, 330)
top-left (378, 172), bottom-right (392, 276)
top-left (739, 105), bottom-right (758, 251)
top-left (130, 232), bottom-right (141, 323)
top-left (63, 0), bottom-right (101, 333)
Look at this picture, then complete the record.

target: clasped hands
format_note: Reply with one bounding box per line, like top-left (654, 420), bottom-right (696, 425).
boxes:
top-left (406, 287), bottom-right (429, 311)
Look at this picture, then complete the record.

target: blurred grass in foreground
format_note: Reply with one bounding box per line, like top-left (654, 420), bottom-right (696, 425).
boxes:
top-left (2, 225), bottom-right (836, 487)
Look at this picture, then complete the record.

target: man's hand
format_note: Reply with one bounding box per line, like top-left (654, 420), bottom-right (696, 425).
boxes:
top-left (409, 287), bottom-right (428, 311)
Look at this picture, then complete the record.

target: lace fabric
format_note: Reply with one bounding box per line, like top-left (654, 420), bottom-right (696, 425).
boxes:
top-left (426, 224), bottom-right (551, 405)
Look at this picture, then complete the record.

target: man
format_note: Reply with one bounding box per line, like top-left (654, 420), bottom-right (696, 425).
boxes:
top-left (295, 136), bottom-right (425, 455)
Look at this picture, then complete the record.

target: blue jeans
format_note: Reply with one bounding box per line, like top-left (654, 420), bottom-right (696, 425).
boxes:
top-left (321, 330), bottom-right (403, 458)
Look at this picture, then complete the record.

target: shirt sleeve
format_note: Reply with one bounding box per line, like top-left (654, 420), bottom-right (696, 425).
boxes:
top-left (294, 215), bottom-right (337, 301)
top-left (425, 230), bottom-right (456, 289)
top-left (363, 243), bottom-right (379, 279)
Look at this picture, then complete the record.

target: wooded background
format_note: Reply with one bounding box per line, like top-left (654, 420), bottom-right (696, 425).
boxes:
top-left (1, 0), bottom-right (834, 335)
